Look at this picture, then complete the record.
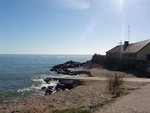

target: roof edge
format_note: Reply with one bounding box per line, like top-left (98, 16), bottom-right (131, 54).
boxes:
top-left (136, 42), bottom-right (150, 54)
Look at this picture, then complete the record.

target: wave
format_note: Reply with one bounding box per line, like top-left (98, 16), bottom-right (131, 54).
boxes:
top-left (31, 74), bottom-right (59, 90)
top-left (0, 74), bottom-right (48, 104)
top-left (0, 89), bottom-right (31, 104)
top-left (0, 73), bottom-right (74, 104)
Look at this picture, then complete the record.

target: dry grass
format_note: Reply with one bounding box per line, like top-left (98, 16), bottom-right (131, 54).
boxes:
top-left (106, 72), bottom-right (125, 96)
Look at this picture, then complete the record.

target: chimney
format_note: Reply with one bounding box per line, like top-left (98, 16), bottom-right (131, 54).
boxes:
top-left (124, 41), bottom-right (129, 50)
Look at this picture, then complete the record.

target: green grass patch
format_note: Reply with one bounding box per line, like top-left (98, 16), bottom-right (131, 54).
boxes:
top-left (53, 108), bottom-right (90, 113)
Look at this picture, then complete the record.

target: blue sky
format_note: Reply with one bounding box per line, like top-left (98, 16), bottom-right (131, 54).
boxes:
top-left (0, 0), bottom-right (150, 55)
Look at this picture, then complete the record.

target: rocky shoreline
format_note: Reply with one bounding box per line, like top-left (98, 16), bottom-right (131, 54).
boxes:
top-left (50, 60), bottom-right (91, 76)
top-left (41, 60), bottom-right (92, 95)
top-left (42, 78), bottom-right (84, 95)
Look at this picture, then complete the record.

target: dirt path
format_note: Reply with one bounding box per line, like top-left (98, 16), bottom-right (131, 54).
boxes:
top-left (51, 76), bottom-right (150, 82)
top-left (94, 83), bottom-right (150, 113)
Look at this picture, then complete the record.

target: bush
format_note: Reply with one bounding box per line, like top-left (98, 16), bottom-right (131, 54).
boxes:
top-left (106, 72), bottom-right (125, 96)
top-left (53, 108), bottom-right (90, 113)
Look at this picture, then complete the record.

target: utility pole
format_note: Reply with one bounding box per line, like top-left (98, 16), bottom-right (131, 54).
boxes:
top-left (128, 25), bottom-right (130, 42)
top-left (127, 25), bottom-right (130, 61)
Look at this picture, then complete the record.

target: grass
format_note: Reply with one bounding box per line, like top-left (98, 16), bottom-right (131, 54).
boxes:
top-left (53, 108), bottom-right (90, 113)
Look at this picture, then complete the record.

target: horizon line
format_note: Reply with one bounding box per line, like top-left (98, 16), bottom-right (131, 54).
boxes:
top-left (0, 53), bottom-right (94, 55)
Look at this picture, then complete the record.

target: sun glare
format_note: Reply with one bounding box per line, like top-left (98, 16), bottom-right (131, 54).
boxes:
top-left (117, 0), bottom-right (124, 11)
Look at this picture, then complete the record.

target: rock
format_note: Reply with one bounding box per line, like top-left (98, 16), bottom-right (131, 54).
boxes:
top-left (50, 60), bottom-right (91, 76)
top-left (43, 60), bottom-right (91, 95)
top-left (41, 86), bottom-right (46, 91)
top-left (45, 86), bottom-right (53, 95)
top-left (56, 79), bottom-right (83, 91)
top-left (49, 104), bottom-right (54, 108)
top-left (55, 83), bottom-right (74, 91)
top-left (59, 79), bottom-right (74, 85)
top-left (55, 83), bottom-right (66, 91)
top-left (44, 78), bottom-right (52, 84)
top-left (42, 78), bottom-right (84, 95)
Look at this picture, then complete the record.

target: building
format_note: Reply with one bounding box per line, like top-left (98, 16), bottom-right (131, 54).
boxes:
top-left (106, 39), bottom-right (150, 61)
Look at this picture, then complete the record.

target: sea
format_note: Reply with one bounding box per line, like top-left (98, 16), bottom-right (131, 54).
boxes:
top-left (0, 54), bottom-right (92, 104)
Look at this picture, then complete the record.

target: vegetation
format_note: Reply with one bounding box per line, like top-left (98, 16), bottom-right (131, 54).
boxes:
top-left (53, 108), bottom-right (90, 113)
top-left (106, 72), bottom-right (125, 96)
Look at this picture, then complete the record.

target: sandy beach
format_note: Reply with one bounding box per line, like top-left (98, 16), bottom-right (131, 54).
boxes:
top-left (0, 67), bottom-right (148, 113)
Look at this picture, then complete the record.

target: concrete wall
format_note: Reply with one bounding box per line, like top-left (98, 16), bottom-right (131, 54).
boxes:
top-left (137, 43), bottom-right (150, 61)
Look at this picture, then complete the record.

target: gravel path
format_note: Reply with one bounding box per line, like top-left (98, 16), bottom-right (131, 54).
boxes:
top-left (95, 83), bottom-right (150, 113)
top-left (51, 76), bottom-right (150, 82)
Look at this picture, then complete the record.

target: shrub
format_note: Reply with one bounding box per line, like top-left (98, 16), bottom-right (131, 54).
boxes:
top-left (106, 72), bottom-right (125, 96)
top-left (53, 108), bottom-right (90, 113)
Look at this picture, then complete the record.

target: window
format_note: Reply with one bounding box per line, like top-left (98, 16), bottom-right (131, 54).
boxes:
top-left (147, 54), bottom-right (150, 61)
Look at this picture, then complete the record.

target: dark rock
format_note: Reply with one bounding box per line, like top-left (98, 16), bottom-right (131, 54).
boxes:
top-left (55, 83), bottom-right (74, 91)
top-left (56, 79), bottom-right (83, 91)
top-left (59, 79), bottom-right (74, 85)
top-left (11, 110), bottom-right (20, 113)
top-left (42, 78), bottom-right (84, 95)
top-left (44, 78), bottom-right (52, 84)
top-left (49, 104), bottom-right (54, 108)
top-left (43, 60), bottom-right (92, 95)
top-left (55, 83), bottom-right (66, 91)
top-left (45, 86), bottom-right (53, 95)
top-left (50, 60), bottom-right (91, 76)
top-left (41, 86), bottom-right (46, 91)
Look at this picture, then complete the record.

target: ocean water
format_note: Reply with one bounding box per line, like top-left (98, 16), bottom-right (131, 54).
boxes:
top-left (0, 54), bottom-right (92, 103)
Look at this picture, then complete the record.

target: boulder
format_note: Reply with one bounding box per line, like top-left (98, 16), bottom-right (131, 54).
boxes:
top-left (55, 83), bottom-right (67, 91)
top-left (41, 86), bottom-right (46, 91)
top-left (50, 60), bottom-right (91, 76)
top-left (44, 78), bottom-right (52, 84)
top-left (45, 86), bottom-right (53, 95)
top-left (42, 77), bottom-right (84, 95)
